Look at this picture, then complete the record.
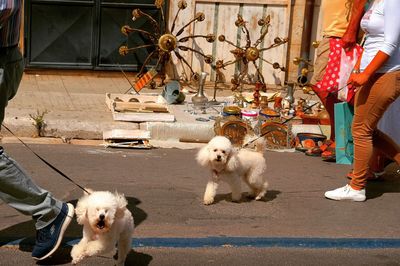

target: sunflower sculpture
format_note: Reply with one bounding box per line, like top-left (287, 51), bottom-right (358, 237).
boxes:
top-left (216, 14), bottom-right (288, 92)
top-left (119, 0), bottom-right (215, 88)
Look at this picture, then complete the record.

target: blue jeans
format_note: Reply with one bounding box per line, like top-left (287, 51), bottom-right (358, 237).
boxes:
top-left (0, 46), bottom-right (62, 229)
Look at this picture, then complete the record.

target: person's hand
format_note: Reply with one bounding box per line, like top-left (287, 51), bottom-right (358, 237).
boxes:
top-left (340, 36), bottom-right (356, 52)
top-left (349, 51), bottom-right (389, 91)
top-left (347, 72), bottom-right (371, 91)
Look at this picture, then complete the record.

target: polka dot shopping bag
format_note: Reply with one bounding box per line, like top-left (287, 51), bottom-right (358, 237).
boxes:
top-left (314, 38), bottom-right (363, 105)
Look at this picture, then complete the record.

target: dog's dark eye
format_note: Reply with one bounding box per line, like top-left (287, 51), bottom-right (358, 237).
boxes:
top-left (222, 150), bottom-right (226, 154)
top-left (214, 149), bottom-right (217, 152)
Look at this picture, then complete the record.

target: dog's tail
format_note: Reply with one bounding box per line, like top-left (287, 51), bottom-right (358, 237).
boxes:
top-left (254, 137), bottom-right (266, 153)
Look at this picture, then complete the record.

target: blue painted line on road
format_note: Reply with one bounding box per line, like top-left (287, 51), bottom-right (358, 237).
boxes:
top-left (3, 237), bottom-right (400, 249)
top-left (131, 237), bottom-right (400, 249)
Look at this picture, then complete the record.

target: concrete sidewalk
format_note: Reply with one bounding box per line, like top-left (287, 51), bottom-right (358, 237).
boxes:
top-left (3, 71), bottom-right (323, 148)
top-left (2, 71), bottom-right (236, 147)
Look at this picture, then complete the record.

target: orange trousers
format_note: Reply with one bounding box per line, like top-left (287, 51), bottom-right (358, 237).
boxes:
top-left (350, 71), bottom-right (400, 190)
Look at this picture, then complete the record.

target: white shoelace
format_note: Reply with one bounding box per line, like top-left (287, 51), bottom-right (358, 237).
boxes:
top-left (344, 185), bottom-right (351, 193)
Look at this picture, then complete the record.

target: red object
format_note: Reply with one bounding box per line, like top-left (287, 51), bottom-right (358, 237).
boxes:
top-left (301, 114), bottom-right (329, 125)
top-left (134, 69), bottom-right (157, 92)
top-left (274, 96), bottom-right (283, 110)
top-left (241, 110), bottom-right (258, 117)
top-left (314, 38), bottom-right (363, 105)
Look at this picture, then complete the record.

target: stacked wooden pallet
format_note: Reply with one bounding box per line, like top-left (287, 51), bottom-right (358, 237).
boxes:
top-left (103, 129), bottom-right (152, 149)
top-left (105, 93), bottom-right (175, 122)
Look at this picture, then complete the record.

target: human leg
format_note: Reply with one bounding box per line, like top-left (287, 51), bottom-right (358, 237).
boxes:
top-left (369, 148), bottom-right (388, 174)
top-left (312, 90), bottom-right (339, 142)
top-left (310, 37), bottom-right (340, 141)
top-left (0, 47), bottom-right (74, 259)
top-left (350, 71), bottom-right (400, 190)
top-left (0, 149), bottom-right (64, 228)
top-left (346, 96), bottom-right (400, 180)
top-left (325, 71), bottom-right (400, 201)
top-left (371, 129), bottom-right (400, 165)
top-left (0, 46), bottom-right (65, 229)
top-left (346, 148), bottom-right (387, 180)
top-left (310, 37), bottom-right (330, 85)
top-left (0, 47), bottom-right (24, 123)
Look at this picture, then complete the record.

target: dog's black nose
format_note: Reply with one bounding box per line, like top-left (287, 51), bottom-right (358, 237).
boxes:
top-left (99, 214), bottom-right (105, 220)
top-left (217, 155), bottom-right (221, 160)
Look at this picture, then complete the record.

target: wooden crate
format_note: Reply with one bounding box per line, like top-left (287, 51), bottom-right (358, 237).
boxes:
top-left (105, 93), bottom-right (175, 122)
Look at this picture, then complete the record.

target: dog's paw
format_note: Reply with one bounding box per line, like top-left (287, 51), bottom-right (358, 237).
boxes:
top-left (203, 197), bottom-right (214, 205)
top-left (71, 256), bottom-right (84, 265)
top-left (71, 252), bottom-right (85, 264)
top-left (71, 245), bottom-right (85, 264)
top-left (255, 193), bottom-right (266, 201)
top-left (254, 189), bottom-right (266, 201)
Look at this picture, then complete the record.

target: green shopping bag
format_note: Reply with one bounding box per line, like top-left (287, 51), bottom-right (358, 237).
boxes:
top-left (334, 102), bottom-right (354, 165)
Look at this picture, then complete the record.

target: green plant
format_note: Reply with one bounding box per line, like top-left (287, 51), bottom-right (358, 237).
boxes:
top-left (29, 110), bottom-right (48, 137)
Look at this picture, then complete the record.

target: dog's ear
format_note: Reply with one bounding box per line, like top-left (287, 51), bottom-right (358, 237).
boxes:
top-left (114, 192), bottom-right (128, 218)
top-left (226, 148), bottom-right (239, 172)
top-left (196, 145), bottom-right (210, 166)
top-left (75, 195), bottom-right (88, 225)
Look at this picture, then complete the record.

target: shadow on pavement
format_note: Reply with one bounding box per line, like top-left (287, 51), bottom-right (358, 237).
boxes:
top-left (36, 247), bottom-right (152, 266)
top-left (366, 164), bottom-right (400, 200)
top-left (213, 189), bottom-right (281, 204)
top-left (366, 179), bottom-right (400, 200)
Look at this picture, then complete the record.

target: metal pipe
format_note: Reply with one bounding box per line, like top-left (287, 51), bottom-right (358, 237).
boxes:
top-left (299, 0), bottom-right (315, 75)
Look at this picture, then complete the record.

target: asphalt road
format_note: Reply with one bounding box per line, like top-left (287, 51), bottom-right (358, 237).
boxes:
top-left (0, 142), bottom-right (399, 265)
top-left (1, 246), bottom-right (400, 266)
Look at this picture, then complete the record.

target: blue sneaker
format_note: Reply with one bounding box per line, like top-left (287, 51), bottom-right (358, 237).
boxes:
top-left (32, 203), bottom-right (74, 260)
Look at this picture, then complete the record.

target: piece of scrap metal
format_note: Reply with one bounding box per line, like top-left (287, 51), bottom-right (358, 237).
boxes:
top-left (103, 129), bottom-right (153, 149)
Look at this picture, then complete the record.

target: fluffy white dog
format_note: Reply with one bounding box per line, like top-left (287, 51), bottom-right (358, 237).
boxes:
top-left (197, 135), bottom-right (268, 205)
top-left (71, 189), bottom-right (134, 266)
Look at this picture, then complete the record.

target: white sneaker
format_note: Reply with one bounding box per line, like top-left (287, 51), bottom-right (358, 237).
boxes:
top-left (324, 184), bottom-right (366, 202)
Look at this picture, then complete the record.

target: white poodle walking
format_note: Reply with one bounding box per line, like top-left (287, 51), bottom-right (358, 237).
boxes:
top-left (197, 135), bottom-right (268, 205)
top-left (71, 189), bottom-right (134, 266)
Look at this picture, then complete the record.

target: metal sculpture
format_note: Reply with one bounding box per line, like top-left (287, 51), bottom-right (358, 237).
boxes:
top-left (293, 41), bottom-right (319, 92)
top-left (191, 72), bottom-right (209, 107)
top-left (215, 14), bottom-right (288, 92)
top-left (119, 0), bottom-right (216, 88)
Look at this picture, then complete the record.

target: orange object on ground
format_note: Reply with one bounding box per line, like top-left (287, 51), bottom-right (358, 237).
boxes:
top-left (302, 139), bottom-right (316, 149)
top-left (134, 68), bottom-right (158, 92)
top-left (305, 140), bottom-right (336, 158)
